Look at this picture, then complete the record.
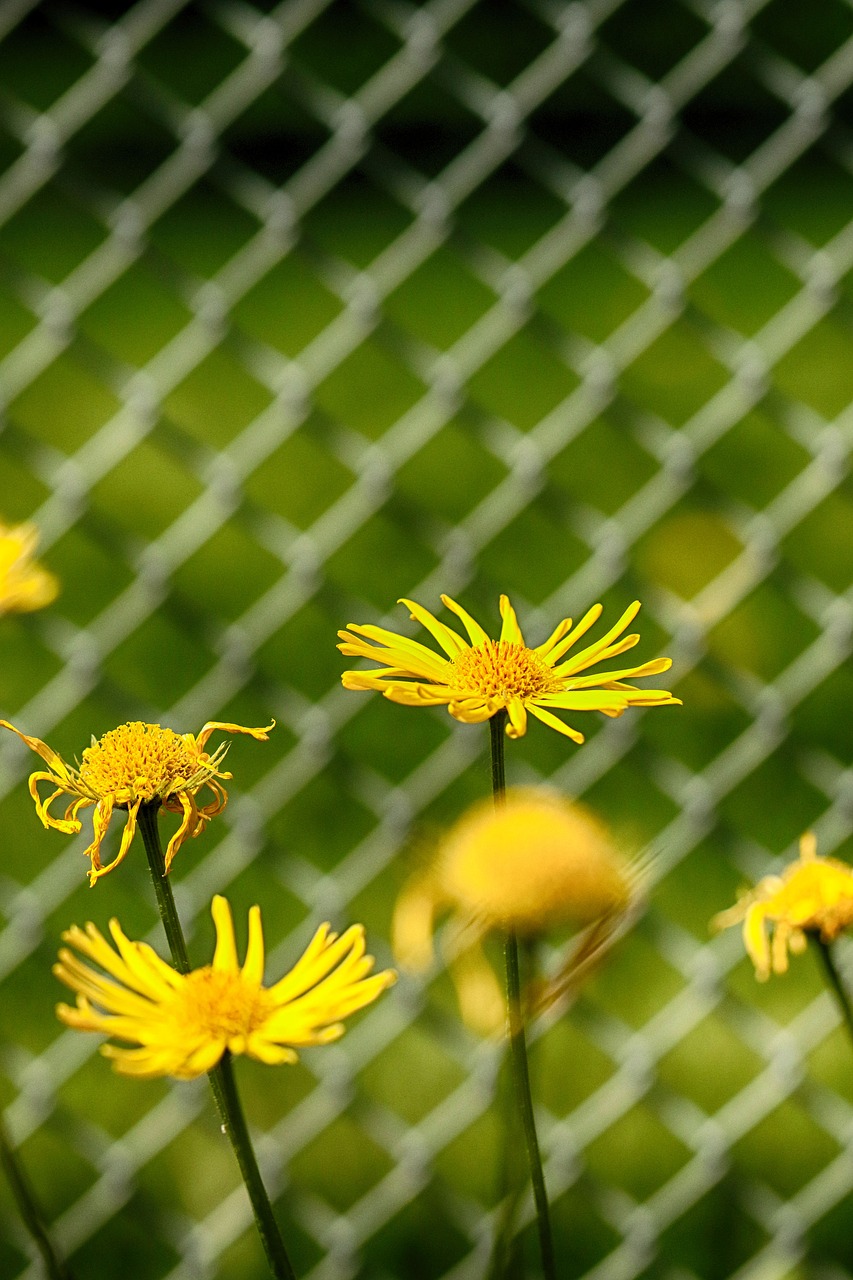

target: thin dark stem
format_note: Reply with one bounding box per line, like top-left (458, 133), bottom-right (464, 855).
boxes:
top-left (504, 932), bottom-right (557, 1279)
top-left (138, 803), bottom-right (190, 973)
top-left (815, 938), bottom-right (853, 1047)
top-left (0, 1110), bottom-right (74, 1280)
top-left (214, 1051), bottom-right (297, 1280)
top-left (489, 711), bottom-right (507, 806)
top-left (137, 804), bottom-right (296, 1280)
top-left (488, 712), bottom-right (556, 1280)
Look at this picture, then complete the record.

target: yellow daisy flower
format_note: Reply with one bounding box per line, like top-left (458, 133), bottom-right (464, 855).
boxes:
top-left (712, 833), bottom-right (853, 981)
top-left (339, 594), bottom-right (679, 741)
top-left (394, 789), bottom-right (634, 1033)
top-left (54, 895), bottom-right (396, 1079)
top-left (0, 719), bottom-right (274, 883)
top-left (0, 521), bottom-right (58, 614)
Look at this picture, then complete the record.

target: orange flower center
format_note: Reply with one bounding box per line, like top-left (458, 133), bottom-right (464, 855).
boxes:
top-left (178, 968), bottom-right (273, 1040)
top-left (78, 723), bottom-right (200, 801)
top-left (448, 641), bottom-right (557, 701)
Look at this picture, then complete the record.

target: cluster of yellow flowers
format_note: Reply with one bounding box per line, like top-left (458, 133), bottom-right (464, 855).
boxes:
top-left (4, 558), bottom-right (849, 1096)
top-left (7, 515), bottom-right (853, 1280)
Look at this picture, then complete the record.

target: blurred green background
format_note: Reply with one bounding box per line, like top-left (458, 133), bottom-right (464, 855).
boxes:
top-left (2, 0), bottom-right (853, 1277)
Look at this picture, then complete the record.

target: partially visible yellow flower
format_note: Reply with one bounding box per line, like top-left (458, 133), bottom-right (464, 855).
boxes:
top-left (55, 895), bottom-right (396, 1079)
top-left (0, 521), bottom-right (58, 614)
top-left (712, 833), bottom-right (853, 981)
top-left (0, 719), bottom-right (274, 883)
top-left (339, 594), bottom-right (679, 742)
top-left (394, 789), bottom-right (634, 1033)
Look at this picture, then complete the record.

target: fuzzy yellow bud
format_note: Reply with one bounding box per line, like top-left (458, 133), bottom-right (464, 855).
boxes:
top-left (438, 788), bottom-right (630, 935)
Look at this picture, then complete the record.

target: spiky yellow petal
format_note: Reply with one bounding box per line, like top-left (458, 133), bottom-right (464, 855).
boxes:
top-left (339, 595), bottom-right (679, 741)
top-left (55, 897), bottom-right (395, 1080)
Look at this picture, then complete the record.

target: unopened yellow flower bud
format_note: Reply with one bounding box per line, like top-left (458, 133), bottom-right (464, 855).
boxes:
top-left (393, 788), bottom-right (633, 1034)
top-left (439, 789), bottom-right (630, 934)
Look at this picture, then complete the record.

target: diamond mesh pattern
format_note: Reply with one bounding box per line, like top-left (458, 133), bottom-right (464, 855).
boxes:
top-left (2, 0), bottom-right (853, 1277)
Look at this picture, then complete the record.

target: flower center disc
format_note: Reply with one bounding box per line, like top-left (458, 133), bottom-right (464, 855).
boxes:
top-left (79, 722), bottom-right (198, 801)
top-left (449, 641), bottom-right (556, 701)
top-left (180, 968), bottom-right (272, 1039)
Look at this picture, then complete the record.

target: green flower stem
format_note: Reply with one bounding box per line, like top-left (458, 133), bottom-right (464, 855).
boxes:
top-left (488, 711), bottom-right (507, 805)
top-left (814, 937), bottom-right (853, 1046)
top-left (0, 1110), bottom-right (74, 1280)
top-left (138, 802), bottom-right (297, 1280)
top-left (138, 803), bottom-right (190, 974)
top-left (488, 713), bottom-right (556, 1280)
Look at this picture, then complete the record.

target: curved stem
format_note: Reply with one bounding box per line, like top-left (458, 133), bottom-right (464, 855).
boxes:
top-left (815, 938), bottom-right (853, 1047)
top-left (488, 713), bottom-right (556, 1280)
top-left (0, 1111), bottom-right (74, 1280)
top-left (137, 803), bottom-right (296, 1280)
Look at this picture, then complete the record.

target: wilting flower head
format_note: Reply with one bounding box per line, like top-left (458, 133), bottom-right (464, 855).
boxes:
top-left (0, 521), bottom-right (58, 614)
top-left (339, 594), bottom-right (679, 742)
top-left (394, 789), bottom-right (633, 1032)
top-left (712, 833), bottom-right (853, 981)
top-left (55, 895), bottom-right (396, 1079)
top-left (0, 718), bottom-right (273, 883)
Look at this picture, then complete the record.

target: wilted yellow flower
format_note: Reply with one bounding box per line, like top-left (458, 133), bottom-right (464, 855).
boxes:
top-left (712, 833), bottom-right (853, 981)
top-left (55, 895), bottom-right (396, 1079)
top-left (0, 521), bottom-right (58, 614)
top-left (339, 594), bottom-right (679, 742)
top-left (394, 789), bottom-right (633, 1032)
top-left (0, 719), bottom-right (273, 883)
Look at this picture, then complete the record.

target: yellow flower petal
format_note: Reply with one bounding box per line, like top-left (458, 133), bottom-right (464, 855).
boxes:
top-left (714, 837), bottom-right (853, 979)
top-left (55, 900), bottom-right (394, 1080)
top-left (1, 718), bottom-right (273, 883)
top-left (339, 595), bottom-right (677, 744)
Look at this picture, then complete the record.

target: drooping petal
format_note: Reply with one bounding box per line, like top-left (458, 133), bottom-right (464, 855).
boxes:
top-left (770, 919), bottom-right (792, 975)
top-left (527, 705), bottom-right (585, 743)
top-left (505, 699), bottom-right (528, 739)
top-left (742, 904), bottom-right (771, 981)
top-left (89, 798), bottom-right (141, 885)
top-left (0, 721), bottom-right (72, 778)
top-left (447, 698), bottom-right (497, 724)
top-left (195, 720), bottom-right (274, 753)
top-left (163, 791), bottom-right (197, 873)
top-left (31, 776), bottom-right (84, 833)
top-left (84, 796), bottom-right (115, 877)
top-left (392, 876), bottom-right (440, 972)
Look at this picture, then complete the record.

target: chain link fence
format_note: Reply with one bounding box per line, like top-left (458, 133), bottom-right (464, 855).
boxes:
top-left (1, 0), bottom-right (853, 1276)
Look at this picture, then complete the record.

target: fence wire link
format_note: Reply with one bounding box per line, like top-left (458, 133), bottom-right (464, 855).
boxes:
top-left (1, 0), bottom-right (853, 1277)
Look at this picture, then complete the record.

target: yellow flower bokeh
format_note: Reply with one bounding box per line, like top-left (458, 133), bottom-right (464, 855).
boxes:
top-left (394, 789), bottom-right (634, 1033)
top-left (0, 521), bottom-right (58, 614)
top-left (712, 833), bottom-right (853, 980)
